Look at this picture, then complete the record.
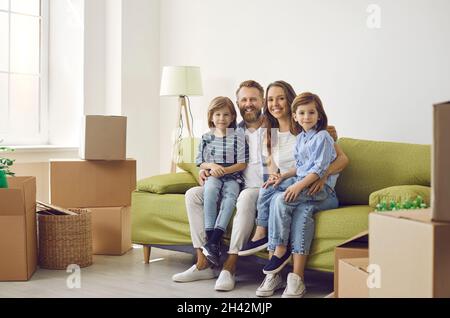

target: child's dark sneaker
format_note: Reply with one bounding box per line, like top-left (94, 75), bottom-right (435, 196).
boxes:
top-left (202, 242), bottom-right (221, 267)
top-left (262, 250), bottom-right (291, 275)
top-left (238, 237), bottom-right (269, 256)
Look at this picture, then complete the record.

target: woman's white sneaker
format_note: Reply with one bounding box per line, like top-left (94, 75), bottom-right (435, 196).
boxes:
top-left (256, 273), bottom-right (284, 297)
top-left (282, 273), bottom-right (306, 298)
top-left (172, 265), bottom-right (215, 283)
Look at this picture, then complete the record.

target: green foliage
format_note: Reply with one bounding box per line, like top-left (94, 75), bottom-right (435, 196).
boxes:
top-left (0, 141), bottom-right (15, 176)
top-left (375, 195), bottom-right (427, 212)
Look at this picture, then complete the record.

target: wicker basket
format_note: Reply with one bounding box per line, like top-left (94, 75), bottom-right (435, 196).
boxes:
top-left (38, 208), bottom-right (93, 269)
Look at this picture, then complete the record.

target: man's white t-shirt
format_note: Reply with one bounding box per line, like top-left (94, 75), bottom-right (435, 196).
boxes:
top-left (242, 127), bottom-right (264, 189)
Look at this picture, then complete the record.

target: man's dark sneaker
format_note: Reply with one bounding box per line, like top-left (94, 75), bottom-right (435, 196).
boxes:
top-left (263, 250), bottom-right (291, 275)
top-left (238, 237), bottom-right (269, 256)
top-left (202, 242), bottom-right (221, 267)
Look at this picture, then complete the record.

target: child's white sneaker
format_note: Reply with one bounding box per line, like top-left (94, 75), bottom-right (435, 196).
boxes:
top-left (256, 273), bottom-right (284, 297)
top-left (282, 273), bottom-right (306, 298)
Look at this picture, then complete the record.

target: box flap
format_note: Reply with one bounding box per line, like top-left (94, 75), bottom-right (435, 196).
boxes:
top-left (336, 230), bottom-right (369, 248)
top-left (372, 209), bottom-right (437, 224)
top-left (432, 102), bottom-right (450, 222)
top-left (341, 258), bottom-right (369, 274)
top-left (0, 177), bottom-right (35, 216)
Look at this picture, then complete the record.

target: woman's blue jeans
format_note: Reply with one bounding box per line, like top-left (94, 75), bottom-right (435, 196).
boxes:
top-left (203, 176), bottom-right (240, 232)
top-left (268, 185), bottom-right (339, 255)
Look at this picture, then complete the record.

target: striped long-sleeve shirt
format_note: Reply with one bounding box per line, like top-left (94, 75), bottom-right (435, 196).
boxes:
top-left (196, 128), bottom-right (249, 185)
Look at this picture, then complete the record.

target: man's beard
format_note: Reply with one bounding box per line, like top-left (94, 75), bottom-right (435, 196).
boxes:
top-left (240, 108), bottom-right (262, 123)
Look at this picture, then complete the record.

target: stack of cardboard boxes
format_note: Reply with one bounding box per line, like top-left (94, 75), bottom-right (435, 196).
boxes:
top-left (368, 102), bottom-right (450, 298)
top-left (335, 102), bottom-right (450, 298)
top-left (50, 116), bottom-right (136, 255)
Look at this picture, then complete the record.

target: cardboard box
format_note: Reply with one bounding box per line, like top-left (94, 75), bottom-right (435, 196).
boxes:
top-left (50, 159), bottom-right (136, 208)
top-left (432, 101), bottom-right (450, 222)
top-left (0, 177), bottom-right (37, 281)
top-left (369, 209), bottom-right (450, 298)
top-left (80, 115), bottom-right (127, 160)
top-left (338, 258), bottom-right (369, 298)
top-left (89, 206), bottom-right (132, 255)
top-left (334, 231), bottom-right (368, 297)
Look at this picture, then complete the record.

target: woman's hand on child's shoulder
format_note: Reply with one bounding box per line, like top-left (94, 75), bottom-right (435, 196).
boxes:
top-left (326, 125), bottom-right (338, 142)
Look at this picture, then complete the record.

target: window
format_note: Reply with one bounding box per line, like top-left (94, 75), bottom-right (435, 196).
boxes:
top-left (0, 0), bottom-right (48, 145)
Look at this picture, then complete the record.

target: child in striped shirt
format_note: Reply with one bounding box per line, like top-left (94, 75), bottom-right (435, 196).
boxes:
top-left (196, 96), bottom-right (249, 267)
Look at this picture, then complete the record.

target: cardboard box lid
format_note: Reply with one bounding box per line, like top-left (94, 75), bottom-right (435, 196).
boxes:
top-left (371, 209), bottom-right (447, 225)
top-left (0, 177), bottom-right (36, 216)
top-left (336, 230), bottom-right (369, 249)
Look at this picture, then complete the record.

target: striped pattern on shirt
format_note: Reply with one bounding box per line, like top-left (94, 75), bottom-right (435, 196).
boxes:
top-left (196, 128), bottom-right (249, 185)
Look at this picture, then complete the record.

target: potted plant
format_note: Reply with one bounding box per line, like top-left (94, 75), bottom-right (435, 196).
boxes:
top-left (0, 140), bottom-right (15, 188)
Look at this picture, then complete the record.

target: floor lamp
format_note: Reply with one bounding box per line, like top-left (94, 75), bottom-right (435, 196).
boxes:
top-left (160, 66), bottom-right (203, 173)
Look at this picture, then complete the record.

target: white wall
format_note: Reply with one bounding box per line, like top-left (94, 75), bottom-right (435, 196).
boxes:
top-left (84, 0), bottom-right (106, 115)
top-left (48, 0), bottom-right (84, 146)
top-left (159, 0), bottom-right (450, 172)
top-left (122, 0), bottom-right (160, 179)
top-left (83, 0), bottom-right (160, 179)
top-left (105, 0), bottom-right (122, 116)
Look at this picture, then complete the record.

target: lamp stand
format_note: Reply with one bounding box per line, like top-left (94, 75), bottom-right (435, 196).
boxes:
top-left (171, 96), bottom-right (194, 173)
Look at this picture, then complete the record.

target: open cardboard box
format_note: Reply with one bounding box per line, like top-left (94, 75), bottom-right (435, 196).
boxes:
top-left (338, 258), bottom-right (369, 298)
top-left (0, 177), bottom-right (37, 281)
top-left (369, 209), bottom-right (450, 297)
top-left (334, 231), bottom-right (368, 298)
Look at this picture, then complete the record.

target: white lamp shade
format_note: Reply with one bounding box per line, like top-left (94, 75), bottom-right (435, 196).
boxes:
top-left (160, 66), bottom-right (203, 96)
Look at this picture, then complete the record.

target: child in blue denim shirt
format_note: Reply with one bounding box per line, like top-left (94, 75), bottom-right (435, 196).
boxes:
top-left (262, 92), bottom-right (339, 298)
top-left (196, 96), bottom-right (249, 267)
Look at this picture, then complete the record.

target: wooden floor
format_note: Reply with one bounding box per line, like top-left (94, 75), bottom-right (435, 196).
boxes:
top-left (0, 246), bottom-right (333, 298)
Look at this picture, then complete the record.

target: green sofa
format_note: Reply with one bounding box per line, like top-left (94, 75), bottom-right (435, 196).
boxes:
top-left (131, 137), bottom-right (430, 272)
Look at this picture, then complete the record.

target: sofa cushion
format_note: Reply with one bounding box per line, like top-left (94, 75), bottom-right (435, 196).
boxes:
top-left (137, 172), bottom-right (197, 194)
top-left (177, 138), bottom-right (200, 180)
top-left (368, 185), bottom-right (431, 209)
top-left (335, 138), bottom-right (430, 206)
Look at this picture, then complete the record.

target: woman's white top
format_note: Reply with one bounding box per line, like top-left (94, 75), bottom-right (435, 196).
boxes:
top-left (262, 129), bottom-right (297, 174)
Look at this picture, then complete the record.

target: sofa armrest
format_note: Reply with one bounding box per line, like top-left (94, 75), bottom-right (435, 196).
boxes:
top-left (137, 172), bottom-right (198, 194)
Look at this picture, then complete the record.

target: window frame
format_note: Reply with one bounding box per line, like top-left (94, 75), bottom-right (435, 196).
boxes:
top-left (0, 0), bottom-right (49, 146)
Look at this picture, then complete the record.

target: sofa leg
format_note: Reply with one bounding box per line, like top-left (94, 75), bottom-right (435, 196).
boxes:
top-left (143, 245), bottom-right (151, 264)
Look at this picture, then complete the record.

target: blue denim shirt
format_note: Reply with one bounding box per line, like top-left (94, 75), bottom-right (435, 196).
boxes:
top-left (294, 129), bottom-right (338, 189)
